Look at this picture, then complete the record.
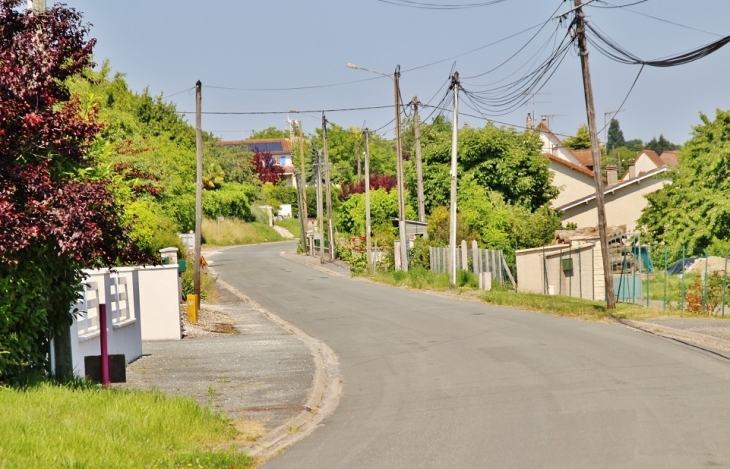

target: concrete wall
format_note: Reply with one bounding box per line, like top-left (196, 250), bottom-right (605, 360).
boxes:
top-left (517, 243), bottom-right (599, 300)
top-left (549, 160), bottom-right (596, 208)
top-left (561, 177), bottom-right (669, 231)
top-left (137, 265), bottom-right (182, 341)
top-left (69, 264), bottom-right (180, 378)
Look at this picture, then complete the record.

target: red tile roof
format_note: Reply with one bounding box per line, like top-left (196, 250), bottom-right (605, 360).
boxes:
top-left (572, 149), bottom-right (595, 169)
top-left (640, 149), bottom-right (665, 168)
top-left (660, 150), bottom-right (679, 168)
top-left (545, 153), bottom-right (605, 182)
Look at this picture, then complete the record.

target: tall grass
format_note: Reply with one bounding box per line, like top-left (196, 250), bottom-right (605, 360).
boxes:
top-left (202, 218), bottom-right (283, 246)
top-left (0, 383), bottom-right (254, 468)
top-left (373, 267), bottom-right (451, 290)
top-left (275, 218), bottom-right (302, 238)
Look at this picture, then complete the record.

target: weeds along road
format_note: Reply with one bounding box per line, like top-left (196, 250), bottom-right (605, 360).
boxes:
top-left (211, 242), bottom-right (730, 468)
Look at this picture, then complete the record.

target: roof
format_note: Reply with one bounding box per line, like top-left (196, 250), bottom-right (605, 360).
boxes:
top-left (639, 149), bottom-right (665, 168)
top-left (572, 149), bottom-right (594, 168)
top-left (660, 150), bottom-right (679, 168)
top-left (217, 138), bottom-right (292, 155)
top-left (556, 166), bottom-right (669, 212)
top-left (545, 153), bottom-right (605, 182)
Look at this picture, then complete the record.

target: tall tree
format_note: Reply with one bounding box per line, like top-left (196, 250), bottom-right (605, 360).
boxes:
top-left (563, 124), bottom-right (592, 150)
top-left (606, 118), bottom-right (625, 150)
top-left (639, 110), bottom-right (730, 257)
top-left (645, 134), bottom-right (678, 155)
top-left (0, 0), bottom-right (149, 382)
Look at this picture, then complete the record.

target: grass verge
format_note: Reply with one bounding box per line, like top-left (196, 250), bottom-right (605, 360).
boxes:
top-left (275, 218), bottom-right (301, 239)
top-left (202, 218), bottom-right (283, 246)
top-left (367, 268), bottom-right (715, 322)
top-left (0, 383), bottom-right (255, 468)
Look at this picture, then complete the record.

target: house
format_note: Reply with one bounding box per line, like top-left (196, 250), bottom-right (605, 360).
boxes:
top-left (530, 115), bottom-right (671, 230)
top-left (533, 116), bottom-right (604, 208)
top-left (218, 138), bottom-right (297, 187)
top-left (557, 166), bottom-right (670, 231)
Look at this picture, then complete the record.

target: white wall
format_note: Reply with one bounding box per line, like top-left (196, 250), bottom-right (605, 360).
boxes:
top-left (69, 264), bottom-right (180, 378)
top-left (137, 265), bottom-right (182, 341)
top-left (561, 177), bottom-right (669, 232)
top-left (549, 160), bottom-right (596, 208)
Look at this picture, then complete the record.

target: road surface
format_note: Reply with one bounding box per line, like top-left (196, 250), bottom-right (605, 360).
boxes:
top-left (211, 242), bottom-right (730, 468)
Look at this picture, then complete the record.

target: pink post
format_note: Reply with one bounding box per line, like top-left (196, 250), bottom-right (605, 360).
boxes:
top-left (99, 303), bottom-right (110, 387)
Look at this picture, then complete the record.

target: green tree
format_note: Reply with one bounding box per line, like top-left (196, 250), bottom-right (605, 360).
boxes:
top-left (606, 118), bottom-right (625, 151)
top-left (413, 121), bottom-right (557, 213)
top-left (639, 110), bottom-right (730, 257)
top-left (563, 124), bottom-right (592, 150)
top-left (625, 139), bottom-right (644, 152)
top-left (645, 134), bottom-right (678, 155)
top-left (248, 127), bottom-right (289, 139)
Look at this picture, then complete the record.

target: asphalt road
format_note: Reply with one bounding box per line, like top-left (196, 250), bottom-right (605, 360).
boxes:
top-left (212, 242), bottom-right (730, 468)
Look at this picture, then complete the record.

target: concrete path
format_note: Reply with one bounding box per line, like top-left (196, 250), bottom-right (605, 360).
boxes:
top-left (119, 260), bottom-right (340, 458)
top-left (213, 241), bottom-right (730, 468)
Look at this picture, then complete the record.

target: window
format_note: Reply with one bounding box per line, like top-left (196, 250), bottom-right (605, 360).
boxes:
top-left (280, 156), bottom-right (286, 166)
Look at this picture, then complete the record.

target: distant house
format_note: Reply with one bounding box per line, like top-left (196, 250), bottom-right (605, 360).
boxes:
top-left (530, 115), bottom-right (671, 230)
top-left (533, 116), bottom-right (603, 208)
top-left (558, 166), bottom-right (670, 231)
top-left (218, 138), bottom-right (297, 187)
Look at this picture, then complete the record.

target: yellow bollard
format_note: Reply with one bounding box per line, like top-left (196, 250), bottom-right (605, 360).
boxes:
top-left (186, 294), bottom-right (198, 323)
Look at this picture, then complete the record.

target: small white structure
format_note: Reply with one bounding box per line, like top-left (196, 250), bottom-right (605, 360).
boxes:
top-left (68, 264), bottom-right (181, 378)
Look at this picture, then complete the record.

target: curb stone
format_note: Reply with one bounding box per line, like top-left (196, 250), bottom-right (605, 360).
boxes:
top-left (617, 318), bottom-right (730, 355)
top-left (209, 268), bottom-right (342, 459)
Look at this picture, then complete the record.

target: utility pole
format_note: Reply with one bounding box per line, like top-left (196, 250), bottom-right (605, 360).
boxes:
top-left (297, 121), bottom-right (308, 252)
top-left (412, 96), bottom-right (426, 223)
top-left (322, 114), bottom-right (335, 261)
top-left (449, 72), bottom-right (460, 287)
top-left (356, 136), bottom-right (362, 184)
top-left (364, 128), bottom-right (373, 273)
top-left (194, 81), bottom-right (203, 310)
top-left (316, 151), bottom-right (325, 264)
top-left (573, 0), bottom-right (616, 309)
top-left (394, 65), bottom-right (408, 271)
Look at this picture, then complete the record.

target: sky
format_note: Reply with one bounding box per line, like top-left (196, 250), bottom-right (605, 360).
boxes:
top-left (61, 0), bottom-right (730, 146)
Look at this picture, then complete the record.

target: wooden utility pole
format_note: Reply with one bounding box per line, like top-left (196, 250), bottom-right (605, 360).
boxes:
top-left (573, 0), bottom-right (616, 309)
top-left (412, 96), bottom-right (426, 223)
top-left (449, 73), bottom-right (460, 287)
top-left (356, 137), bottom-right (362, 184)
top-left (364, 128), bottom-right (372, 273)
top-left (394, 65), bottom-right (408, 271)
top-left (194, 81), bottom-right (203, 310)
top-left (297, 120), bottom-right (308, 251)
top-left (322, 114), bottom-right (335, 261)
top-left (316, 151), bottom-right (325, 264)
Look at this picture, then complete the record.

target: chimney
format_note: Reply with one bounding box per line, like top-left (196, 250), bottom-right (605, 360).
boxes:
top-left (628, 159), bottom-right (636, 179)
top-left (541, 115), bottom-right (547, 126)
top-left (606, 165), bottom-right (618, 186)
top-left (526, 113), bottom-right (533, 130)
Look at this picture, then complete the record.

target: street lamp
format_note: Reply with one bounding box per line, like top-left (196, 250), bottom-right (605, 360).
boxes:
top-left (347, 62), bottom-right (409, 272)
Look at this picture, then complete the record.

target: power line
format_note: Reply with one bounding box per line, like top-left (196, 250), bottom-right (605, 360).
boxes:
top-left (374, 0), bottom-right (509, 10)
top-left (591, 1), bottom-right (723, 38)
top-left (176, 105), bottom-right (394, 115)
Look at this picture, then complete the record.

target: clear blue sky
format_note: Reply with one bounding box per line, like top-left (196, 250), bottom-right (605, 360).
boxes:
top-left (64, 0), bottom-right (730, 145)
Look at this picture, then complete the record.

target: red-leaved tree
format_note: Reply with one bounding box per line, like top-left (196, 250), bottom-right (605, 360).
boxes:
top-left (339, 173), bottom-right (398, 201)
top-left (0, 0), bottom-right (151, 383)
top-left (251, 150), bottom-right (285, 184)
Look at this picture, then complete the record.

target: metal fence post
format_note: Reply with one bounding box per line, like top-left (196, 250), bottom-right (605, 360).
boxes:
top-left (703, 248), bottom-right (709, 314)
top-left (723, 248), bottom-right (728, 317)
top-left (578, 247), bottom-right (583, 299)
top-left (679, 246), bottom-right (687, 312)
top-left (664, 244), bottom-right (669, 311)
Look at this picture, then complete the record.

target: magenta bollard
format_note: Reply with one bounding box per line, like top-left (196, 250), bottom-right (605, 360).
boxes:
top-left (99, 304), bottom-right (110, 387)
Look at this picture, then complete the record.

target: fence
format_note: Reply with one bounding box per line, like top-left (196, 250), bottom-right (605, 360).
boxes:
top-left (517, 233), bottom-right (730, 315)
top-left (429, 240), bottom-right (516, 288)
top-left (613, 244), bottom-right (730, 315)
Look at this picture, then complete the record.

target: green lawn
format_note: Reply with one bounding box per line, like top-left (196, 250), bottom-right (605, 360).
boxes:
top-left (275, 218), bottom-right (302, 239)
top-left (202, 218), bottom-right (283, 246)
top-left (0, 383), bottom-right (255, 468)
